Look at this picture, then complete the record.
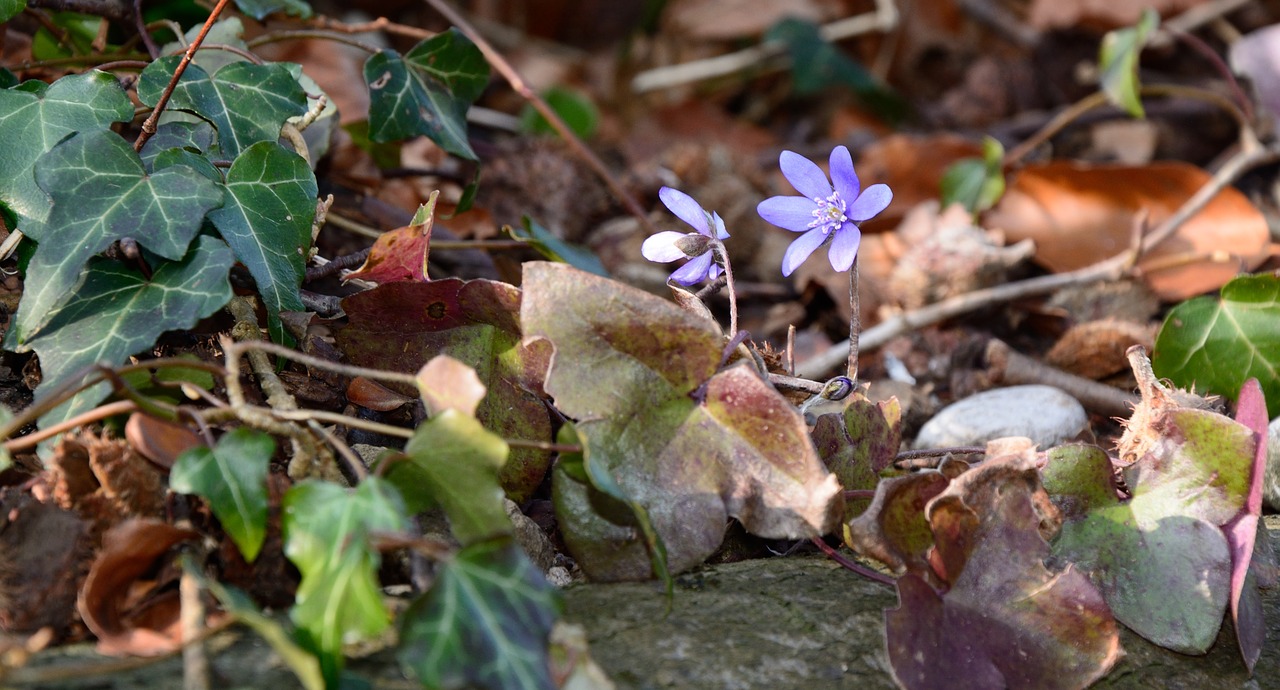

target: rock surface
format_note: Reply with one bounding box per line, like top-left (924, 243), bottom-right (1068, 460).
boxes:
top-left (913, 384), bottom-right (1089, 450)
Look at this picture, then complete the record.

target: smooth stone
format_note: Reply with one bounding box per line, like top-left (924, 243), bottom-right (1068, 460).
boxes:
top-left (913, 384), bottom-right (1088, 450)
top-left (1265, 417), bottom-right (1280, 512)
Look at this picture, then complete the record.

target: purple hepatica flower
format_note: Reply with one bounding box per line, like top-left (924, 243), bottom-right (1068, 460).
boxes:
top-left (642, 186), bottom-right (730, 286)
top-left (757, 145), bottom-right (892, 276)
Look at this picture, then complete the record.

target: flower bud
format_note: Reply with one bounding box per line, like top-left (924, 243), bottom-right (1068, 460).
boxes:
top-left (674, 233), bottom-right (713, 258)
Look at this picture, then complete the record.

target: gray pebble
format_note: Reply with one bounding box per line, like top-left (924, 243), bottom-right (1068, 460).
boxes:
top-left (1265, 417), bottom-right (1280, 512)
top-left (913, 384), bottom-right (1088, 450)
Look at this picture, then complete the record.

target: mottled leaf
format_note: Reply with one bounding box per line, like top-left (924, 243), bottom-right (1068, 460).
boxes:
top-left (25, 236), bottom-right (234, 429)
top-left (1225, 379), bottom-right (1267, 672)
top-left (1154, 273), bottom-right (1280, 418)
top-left (812, 393), bottom-right (902, 515)
top-left (207, 141), bottom-right (317, 342)
top-left (523, 262), bottom-right (841, 580)
top-left (284, 477), bottom-right (407, 684)
top-left (886, 453), bottom-right (1120, 690)
top-left (336, 279), bottom-right (552, 503)
top-left (344, 192), bottom-right (435, 284)
top-left (9, 129), bottom-right (223, 346)
top-left (138, 56), bottom-right (307, 158)
top-left (364, 29), bottom-right (489, 158)
top-left (170, 428), bottom-right (274, 562)
top-left (0, 70), bottom-right (131, 226)
top-left (843, 471), bottom-right (949, 577)
top-left (392, 409), bottom-right (510, 543)
top-left (399, 537), bottom-right (559, 690)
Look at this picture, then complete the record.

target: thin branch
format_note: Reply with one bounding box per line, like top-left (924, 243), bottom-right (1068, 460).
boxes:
top-left (134, 0), bottom-right (231, 151)
top-left (308, 14), bottom-right (434, 41)
top-left (2, 400), bottom-right (138, 452)
top-left (245, 30), bottom-right (381, 54)
top-left (811, 537), bottom-right (895, 586)
top-left (422, 0), bottom-right (659, 237)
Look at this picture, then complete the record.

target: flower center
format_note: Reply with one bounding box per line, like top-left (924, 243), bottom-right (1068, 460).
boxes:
top-left (808, 191), bottom-right (848, 234)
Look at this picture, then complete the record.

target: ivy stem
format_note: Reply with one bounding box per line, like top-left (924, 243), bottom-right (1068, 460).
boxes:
top-left (134, 0), bottom-right (230, 152)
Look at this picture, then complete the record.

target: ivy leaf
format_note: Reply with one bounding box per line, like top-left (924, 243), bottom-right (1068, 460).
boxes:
top-left (1100, 7), bottom-right (1159, 118)
top-left (137, 56), bottom-right (307, 158)
top-left (0, 0), bottom-right (25, 23)
top-left (207, 141), bottom-right (317, 342)
top-left (940, 136), bottom-right (1005, 214)
top-left (283, 477), bottom-right (407, 684)
top-left (1153, 273), bottom-right (1280, 418)
top-left (507, 218), bottom-right (609, 277)
top-left (364, 28), bottom-right (489, 159)
top-left (0, 70), bottom-right (132, 226)
top-left (171, 428), bottom-right (274, 563)
top-left (8, 129), bottom-right (223, 346)
top-left (523, 262), bottom-right (842, 580)
top-left (399, 537), bottom-right (559, 690)
top-left (24, 236), bottom-right (234, 428)
top-left (392, 409), bottom-right (510, 543)
top-left (233, 0), bottom-right (311, 20)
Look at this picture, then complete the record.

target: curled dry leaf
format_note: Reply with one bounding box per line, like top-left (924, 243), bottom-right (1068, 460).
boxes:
top-left (77, 519), bottom-right (200, 656)
top-left (986, 161), bottom-right (1271, 301)
top-left (124, 413), bottom-right (203, 470)
top-left (346, 376), bottom-right (413, 412)
top-left (417, 354), bottom-right (487, 417)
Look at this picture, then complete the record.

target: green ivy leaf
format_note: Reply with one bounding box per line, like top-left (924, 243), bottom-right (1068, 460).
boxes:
top-left (207, 141), bottom-right (317, 342)
top-left (171, 428), bottom-right (274, 562)
top-left (8, 129), bottom-right (223, 346)
top-left (518, 87), bottom-right (598, 139)
top-left (1100, 8), bottom-right (1159, 118)
top-left (1153, 274), bottom-right (1280, 418)
top-left (766, 17), bottom-right (907, 122)
top-left (25, 236), bottom-right (234, 428)
top-left (940, 136), bottom-right (1005, 213)
top-left (393, 409), bottom-right (510, 542)
top-left (284, 477), bottom-right (407, 684)
top-left (0, 0), bottom-right (24, 24)
top-left (137, 56), bottom-right (308, 158)
top-left (364, 29), bottom-right (489, 159)
top-left (0, 70), bottom-right (132, 226)
top-left (232, 0), bottom-right (311, 20)
top-left (399, 537), bottom-right (560, 690)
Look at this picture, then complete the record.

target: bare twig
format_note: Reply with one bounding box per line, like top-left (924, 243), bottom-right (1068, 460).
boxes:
top-left (985, 339), bottom-right (1139, 419)
top-left (422, 0), bottom-right (658, 237)
top-left (811, 537), bottom-right (895, 586)
top-left (308, 14), bottom-right (434, 41)
top-left (134, 0), bottom-right (231, 152)
top-left (1, 400), bottom-right (137, 452)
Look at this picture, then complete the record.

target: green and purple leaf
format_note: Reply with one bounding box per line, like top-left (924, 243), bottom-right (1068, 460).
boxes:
top-left (812, 393), bottom-right (902, 516)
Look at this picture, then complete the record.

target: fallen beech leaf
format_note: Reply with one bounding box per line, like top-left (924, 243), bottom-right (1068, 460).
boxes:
top-left (77, 519), bottom-right (199, 656)
top-left (346, 376), bottom-right (413, 412)
top-left (124, 413), bottom-right (203, 469)
top-left (986, 161), bottom-right (1271, 300)
top-left (887, 452), bottom-right (1119, 690)
top-left (523, 262), bottom-right (842, 581)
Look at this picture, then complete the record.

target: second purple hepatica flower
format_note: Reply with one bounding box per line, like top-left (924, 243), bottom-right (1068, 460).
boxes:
top-left (757, 145), bottom-right (892, 276)
top-left (643, 186), bottom-right (730, 286)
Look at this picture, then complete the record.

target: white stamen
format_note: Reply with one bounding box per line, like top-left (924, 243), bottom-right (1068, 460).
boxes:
top-left (808, 191), bottom-right (848, 234)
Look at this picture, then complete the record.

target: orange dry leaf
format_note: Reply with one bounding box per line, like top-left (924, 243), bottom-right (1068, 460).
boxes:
top-left (1026, 0), bottom-right (1208, 31)
top-left (855, 134), bottom-right (984, 234)
top-left (985, 161), bottom-right (1272, 301)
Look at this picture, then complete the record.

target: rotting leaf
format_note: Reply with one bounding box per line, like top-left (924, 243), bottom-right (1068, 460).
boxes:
top-left (1224, 379), bottom-right (1268, 672)
top-left (886, 452), bottom-right (1120, 690)
top-left (170, 428), bottom-right (274, 563)
top-left (811, 392), bottom-right (902, 516)
top-left (77, 519), bottom-right (200, 656)
top-left (523, 262), bottom-right (842, 580)
top-left (345, 191), bottom-right (437, 284)
top-left (283, 477), bottom-right (407, 684)
top-left (986, 161), bottom-right (1271, 301)
top-left (1153, 273), bottom-right (1280, 418)
top-left (336, 279), bottom-right (552, 503)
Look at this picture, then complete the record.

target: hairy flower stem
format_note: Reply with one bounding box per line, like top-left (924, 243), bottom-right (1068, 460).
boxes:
top-left (847, 260), bottom-right (860, 384)
top-left (713, 240), bottom-right (739, 338)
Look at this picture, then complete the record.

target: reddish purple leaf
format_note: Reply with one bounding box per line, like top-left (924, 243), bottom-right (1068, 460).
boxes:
top-left (1224, 378), bottom-right (1267, 672)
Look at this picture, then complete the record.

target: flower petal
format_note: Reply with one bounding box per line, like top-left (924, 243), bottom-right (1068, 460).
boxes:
top-left (670, 253), bottom-right (713, 285)
top-left (642, 231), bottom-right (691, 263)
top-left (757, 196), bottom-right (817, 232)
top-left (781, 227), bottom-right (829, 277)
top-left (829, 146), bottom-right (861, 200)
top-left (710, 211), bottom-right (730, 239)
top-left (659, 187), bottom-right (711, 235)
top-left (847, 183), bottom-right (892, 222)
top-left (779, 151), bottom-right (832, 199)
top-left (827, 223), bottom-right (861, 272)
